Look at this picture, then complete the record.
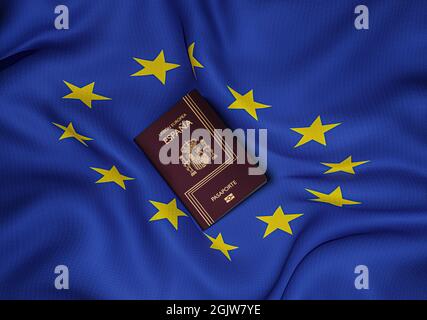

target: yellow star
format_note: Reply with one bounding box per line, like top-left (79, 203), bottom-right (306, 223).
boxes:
top-left (187, 42), bottom-right (204, 78)
top-left (131, 50), bottom-right (180, 84)
top-left (290, 116), bottom-right (341, 148)
top-left (306, 186), bottom-right (360, 207)
top-left (52, 122), bottom-right (93, 147)
top-left (227, 86), bottom-right (271, 120)
top-left (257, 206), bottom-right (303, 238)
top-left (149, 198), bottom-right (187, 230)
top-left (90, 165), bottom-right (134, 190)
top-left (205, 233), bottom-right (238, 261)
top-left (321, 156), bottom-right (369, 174)
top-left (63, 81), bottom-right (111, 108)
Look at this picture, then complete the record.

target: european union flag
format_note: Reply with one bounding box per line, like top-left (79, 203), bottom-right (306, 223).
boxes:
top-left (0, 1), bottom-right (426, 299)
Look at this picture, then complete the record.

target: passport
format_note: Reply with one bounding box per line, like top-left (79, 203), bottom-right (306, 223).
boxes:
top-left (134, 90), bottom-right (267, 229)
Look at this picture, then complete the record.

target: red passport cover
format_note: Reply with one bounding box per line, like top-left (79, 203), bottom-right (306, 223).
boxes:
top-left (134, 90), bottom-right (267, 229)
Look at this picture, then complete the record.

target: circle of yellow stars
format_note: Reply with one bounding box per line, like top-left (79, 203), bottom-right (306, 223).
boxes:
top-left (51, 41), bottom-right (369, 262)
top-left (290, 115), bottom-right (369, 209)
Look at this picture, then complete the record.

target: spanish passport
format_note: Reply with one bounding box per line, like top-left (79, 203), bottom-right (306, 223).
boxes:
top-left (134, 90), bottom-right (267, 229)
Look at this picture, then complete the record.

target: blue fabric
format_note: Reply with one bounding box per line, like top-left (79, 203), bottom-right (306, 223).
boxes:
top-left (1, 0), bottom-right (426, 299)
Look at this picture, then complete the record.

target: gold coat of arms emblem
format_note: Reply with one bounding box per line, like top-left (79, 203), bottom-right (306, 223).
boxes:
top-left (180, 138), bottom-right (217, 176)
